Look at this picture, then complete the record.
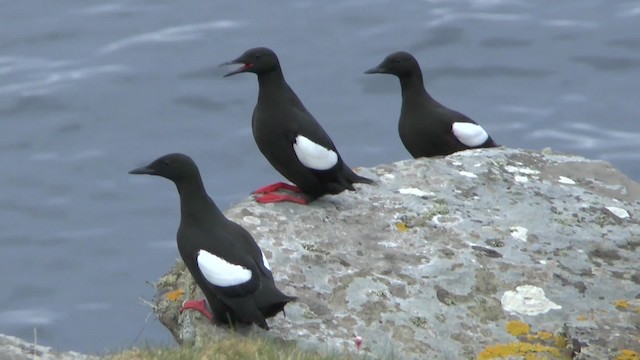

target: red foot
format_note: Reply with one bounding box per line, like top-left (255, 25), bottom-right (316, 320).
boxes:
top-left (254, 193), bottom-right (308, 205)
top-left (252, 182), bottom-right (302, 194)
top-left (180, 299), bottom-right (213, 321)
top-left (354, 336), bottom-right (363, 351)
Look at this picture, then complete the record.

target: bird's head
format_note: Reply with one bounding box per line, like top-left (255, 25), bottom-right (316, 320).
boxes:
top-left (129, 153), bottom-right (199, 183)
top-left (364, 51), bottom-right (420, 77)
top-left (222, 47), bottom-right (280, 77)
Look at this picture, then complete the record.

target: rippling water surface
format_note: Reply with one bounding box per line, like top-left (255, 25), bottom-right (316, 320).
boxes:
top-left (1, 0), bottom-right (639, 354)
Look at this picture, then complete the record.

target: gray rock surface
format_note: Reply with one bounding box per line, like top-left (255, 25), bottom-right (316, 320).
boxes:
top-left (153, 148), bottom-right (640, 359)
top-left (0, 334), bottom-right (97, 360)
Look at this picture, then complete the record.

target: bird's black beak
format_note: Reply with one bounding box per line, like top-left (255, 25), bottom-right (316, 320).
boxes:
top-left (364, 65), bottom-right (386, 74)
top-left (128, 165), bottom-right (154, 175)
top-left (220, 58), bottom-right (254, 77)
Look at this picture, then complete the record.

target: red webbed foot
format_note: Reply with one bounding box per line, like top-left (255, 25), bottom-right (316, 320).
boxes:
top-left (254, 192), bottom-right (308, 205)
top-left (252, 182), bottom-right (302, 194)
top-left (180, 299), bottom-right (213, 321)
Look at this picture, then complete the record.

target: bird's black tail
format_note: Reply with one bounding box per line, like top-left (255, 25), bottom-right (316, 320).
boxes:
top-left (345, 166), bottom-right (376, 186)
top-left (483, 136), bottom-right (500, 148)
top-left (220, 295), bottom-right (269, 330)
top-left (255, 284), bottom-right (296, 319)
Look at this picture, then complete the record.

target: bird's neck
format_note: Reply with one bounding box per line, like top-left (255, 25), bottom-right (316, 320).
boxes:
top-left (399, 72), bottom-right (432, 104)
top-left (175, 177), bottom-right (223, 221)
top-left (257, 67), bottom-right (291, 100)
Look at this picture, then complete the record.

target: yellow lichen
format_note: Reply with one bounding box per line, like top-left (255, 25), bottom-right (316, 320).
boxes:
top-left (576, 315), bottom-right (588, 321)
top-left (506, 320), bottom-right (531, 336)
top-left (536, 331), bottom-right (553, 341)
top-left (526, 330), bottom-right (554, 342)
top-left (614, 299), bottom-right (630, 309)
top-left (395, 222), bottom-right (409, 232)
top-left (477, 342), bottom-right (561, 360)
top-left (553, 334), bottom-right (568, 349)
top-left (165, 289), bottom-right (184, 302)
top-left (616, 349), bottom-right (640, 360)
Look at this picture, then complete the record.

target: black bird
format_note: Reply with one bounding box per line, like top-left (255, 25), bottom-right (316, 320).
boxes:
top-left (365, 51), bottom-right (498, 158)
top-left (222, 47), bottom-right (374, 205)
top-left (129, 153), bottom-right (295, 330)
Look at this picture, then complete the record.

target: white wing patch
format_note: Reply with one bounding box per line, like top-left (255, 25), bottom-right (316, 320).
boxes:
top-left (451, 122), bottom-right (489, 147)
top-left (293, 135), bottom-right (338, 171)
top-left (261, 250), bottom-right (271, 271)
top-left (197, 250), bottom-right (252, 287)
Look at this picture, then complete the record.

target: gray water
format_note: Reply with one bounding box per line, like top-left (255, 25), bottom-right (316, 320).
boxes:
top-left (1, 0), bottom-right (639, 354)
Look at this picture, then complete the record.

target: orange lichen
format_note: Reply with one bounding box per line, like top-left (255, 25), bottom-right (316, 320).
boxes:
top-left (480, 321), bottom-right (569, 359)
top-left (477, 342), bottom-right (561, 360)
top-left (614, 299), bottom-right (630, 309)
top-left (615, 349), bottom-right (640, 360)
top-left (165, 289), bottom-right (185, 302)
top-left (506, 320), bottom-right (531, 336)
top-left (395, 222), bottom-right (409, 232)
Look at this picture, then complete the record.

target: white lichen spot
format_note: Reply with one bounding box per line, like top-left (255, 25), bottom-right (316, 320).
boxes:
top-left (605, 206), bottom-right (629, 219)
top-left (539, 260), bottom-right (547, 265)
top-left (432, 214), bottom-right (463, 227)
top-left (243, 216), bottom-right (261, 225)
top-left (557, 176), bottom-right (576, 185)
top-left (379, 241), bottom-right (398, 248)
top-left (459, 171), bottom-right (477, 178)
top-left (504, 165), bottom-right (540, 175)
top-left (501, 285), bottom-right (562, 316)
top-left (398, 188), bottom-right (432, 197)
top-left (381, 173), bottom-right (395, 181)
top-left (510, 226), bottom-right (528, 242)
top-left (452, 161), bottom-right (462, 166)
top-left (519, 167), bottom-right (540, 175)
top-left (514, 176), bottom-right (528, 183)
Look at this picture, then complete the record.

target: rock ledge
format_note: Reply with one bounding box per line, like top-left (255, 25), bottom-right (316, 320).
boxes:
top-left (154, 148), bottom-right (640, 360)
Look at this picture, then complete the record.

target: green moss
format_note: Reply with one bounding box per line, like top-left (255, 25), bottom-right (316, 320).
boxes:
top-left (371, 289), bottom-right (389, 298)
top-left (594, 213), bottom-right (610, 227)
top-left (484, 239), bottom-right (505, 248)
top-left (423, 199), bottom-right (449, 220)
top-left (302, 243), bottom-right (330, 256)
top-left (410, 316), bottom-right (429, 329)
top-left (302, 307), bottom-right (317, 319)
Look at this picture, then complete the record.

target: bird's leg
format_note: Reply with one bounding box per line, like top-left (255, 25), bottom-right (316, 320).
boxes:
top-left (252, 182), bottom-right (302, 194)
top-left (180, 299), bottom-right (213, 321)
top-left (254, 192), bottom-right (308, 205)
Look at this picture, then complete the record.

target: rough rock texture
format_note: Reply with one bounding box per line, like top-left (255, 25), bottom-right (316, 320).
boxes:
top-left (0, 334), bottom-right (97, 360)
top-left (154, 148), bottom-right (640, 359)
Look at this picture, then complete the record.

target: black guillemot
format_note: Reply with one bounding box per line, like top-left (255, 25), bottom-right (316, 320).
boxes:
top-left (365, 51), bottom-right (498, 158)
top-left (129, 153), bottom-right (295, 329)
top-left (222, 47), bottom-right (374, 205)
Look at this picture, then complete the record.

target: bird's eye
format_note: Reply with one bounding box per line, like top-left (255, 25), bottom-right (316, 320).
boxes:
top-left (163, 161), bottom-right (170, 166)
top-left (255, 54), bottom-right (261, 60)
top-left (394, 59), bottom-right (401, 64)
